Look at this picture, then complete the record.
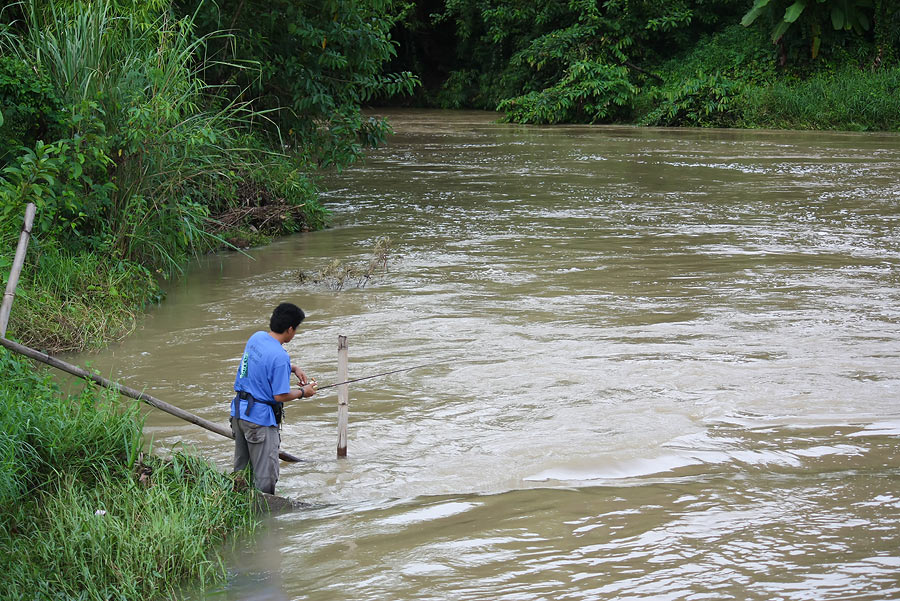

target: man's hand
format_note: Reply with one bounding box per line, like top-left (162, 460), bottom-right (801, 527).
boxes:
top-left (292, 365), bottom-right (308, 386)
top-left (300, 381), bottom-right (317, 398)
top-left (275, 378), bottom-right (316, 403)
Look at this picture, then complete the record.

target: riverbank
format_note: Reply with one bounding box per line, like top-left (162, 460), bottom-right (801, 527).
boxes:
top-left (0, 166), bottom-right (322, 599)
top-left (1, 198), bottom-right (323, 354)
top-left (0, 197), bottom-right (319, 601)
top-left (0, 350), bottom-right (259, 600)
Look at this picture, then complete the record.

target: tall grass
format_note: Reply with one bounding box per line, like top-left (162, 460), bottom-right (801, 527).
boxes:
top-left (1, 0), bottom-right (320, 276)
top-left (742, 65), bottom-right (900, 130)
top-left (0, 349), bottom-right (256, 600)
top-left (0, 0), bottom-right (324, 352)
top-left (8, 246), bottom-right (161, 351)
top-left (12, 0), bottom-right (112, 105)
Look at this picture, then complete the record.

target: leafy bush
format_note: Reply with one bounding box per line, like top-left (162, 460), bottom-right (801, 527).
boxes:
top-left (641, 73), bottom-right (748, 127)
top-left (0, 134), bottom-right (114, 252)
top-left (423, 0), bottom-right (751, 120)
top-left (499, 61), bottom-right (638, 124)
top-left (434, 70), bottom-right (475, 109)
top-left (0, 56), bottom-right (65, 165)
top-left (661, 25), bottom-right (777, 86)
top-left (1, 0), bottom-right (323, 274)
top-left (0, 0), bottom-right (330, 351)
top-left (179, 0), bottom-right (420, 169)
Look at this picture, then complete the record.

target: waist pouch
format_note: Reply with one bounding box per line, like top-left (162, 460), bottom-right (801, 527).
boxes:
top-left (234, 390), bottom-right (284, 425)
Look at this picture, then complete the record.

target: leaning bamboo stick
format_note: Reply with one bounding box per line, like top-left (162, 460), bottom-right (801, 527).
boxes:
top-left (0, 336), bottom-right (304, 463)
top-left (0, 203), bottom-right (36, 338)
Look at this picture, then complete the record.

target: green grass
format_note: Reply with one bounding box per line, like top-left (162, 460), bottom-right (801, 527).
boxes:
top-left (637, 25), bottom-right (900, 132)
top-left (741, 65), bottom-right (900, 131)
top-left (1, 245), bottom-right (162, 353)
top-left (0, 349), bottom-right (257, 600)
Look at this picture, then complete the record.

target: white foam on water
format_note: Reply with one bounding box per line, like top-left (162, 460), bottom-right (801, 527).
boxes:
top-left (847, 420), bottom-right (900, 437)
top-left (376, 501), bottom-right (479, 526)
top-left (524, 421), bottom-right (873, 484)
top-left (524, 453), bottom-right (703, 482)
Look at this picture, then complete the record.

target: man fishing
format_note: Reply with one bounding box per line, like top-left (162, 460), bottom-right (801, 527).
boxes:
top-left (231, 302), bottom-right (317, 494)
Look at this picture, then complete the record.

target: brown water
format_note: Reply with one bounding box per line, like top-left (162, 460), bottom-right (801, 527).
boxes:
top-left (74, 111), bottom-right (900, 600)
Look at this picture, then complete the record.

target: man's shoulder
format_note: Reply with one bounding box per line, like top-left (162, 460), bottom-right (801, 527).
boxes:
top-left (248, 330), bottom-right (269, 342)
top-left (247, 331), bottom-right (275, 347)
top-left (248, 331), bottom-right (287, 358)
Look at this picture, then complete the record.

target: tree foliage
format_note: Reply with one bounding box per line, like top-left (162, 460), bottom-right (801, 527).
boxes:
top-left (0, 0), bottom-right (409, 349)
top-left (1, 0), bottom-right (296, 268)
top-left (742, 0), bottom-right (875, 58)
top-left (177, 0), bottom-right (420, 168)
top-left (425, 0), bottom-right (749, 123)
top-left (384, 0), bottom-right (897, 128)
top-left (0, 55), bottom-right (64, 164)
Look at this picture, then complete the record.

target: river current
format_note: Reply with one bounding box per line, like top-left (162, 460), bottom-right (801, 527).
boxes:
top-left (77, 111), bottom-right (900, 600)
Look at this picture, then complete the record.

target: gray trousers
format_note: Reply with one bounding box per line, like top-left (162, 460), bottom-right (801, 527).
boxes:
top-left (231, 417), bottom-right (280, 494)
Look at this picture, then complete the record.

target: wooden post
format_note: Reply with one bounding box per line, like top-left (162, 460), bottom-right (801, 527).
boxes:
top-left (0, 202), bottom-right (36, 338)
top-left (336, 335), bottom-right (349, 458)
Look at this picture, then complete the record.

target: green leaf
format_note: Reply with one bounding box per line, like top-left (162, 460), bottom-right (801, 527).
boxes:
top-left (741, 0), bottom-right (772, 27)
top-left (831, 7), bottom-right (844, 29)
top-left (771, 19), bottom-right (791, 42)
top-left (784, 1), bottom-right (807, 23)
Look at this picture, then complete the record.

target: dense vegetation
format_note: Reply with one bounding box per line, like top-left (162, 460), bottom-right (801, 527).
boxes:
top-left (0, 349), bottom-right (257, 600)
top-left (0, 0), bottom-right (416, 352)
top-left (387, 0), bottom-right (900, 130)
top-left (2, 0), bottom-right (897, 352)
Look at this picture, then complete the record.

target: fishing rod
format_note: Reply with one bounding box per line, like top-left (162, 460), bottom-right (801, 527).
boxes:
top-left (300, 358), bottom-right (452, 391)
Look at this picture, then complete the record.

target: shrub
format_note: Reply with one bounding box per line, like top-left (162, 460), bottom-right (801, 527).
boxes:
top-left (1, 1), bottom-right (324, 275)
top-left (0, 133), bottom-right (114, 253)
top-left (0, 56), bottom-right (65, 165)
top-left (641, 72), bottom-right (748, 127)
top-left (499, 61), bottom-right (638, 124)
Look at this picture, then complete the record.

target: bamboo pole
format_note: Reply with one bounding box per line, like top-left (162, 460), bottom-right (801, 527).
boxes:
top-left (336, 335), bottom-right (349, 458)
top-left (0, 203), bottom-right (36, 338)
top-left (0, 337), bottom-right (304, 463)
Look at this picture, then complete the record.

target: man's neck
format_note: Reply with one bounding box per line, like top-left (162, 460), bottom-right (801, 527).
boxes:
top-left (269, 330), bottom-right (288, 345)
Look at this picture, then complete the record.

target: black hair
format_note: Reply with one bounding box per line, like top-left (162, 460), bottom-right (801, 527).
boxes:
top-left (270, 303), bottom-right (305, 333)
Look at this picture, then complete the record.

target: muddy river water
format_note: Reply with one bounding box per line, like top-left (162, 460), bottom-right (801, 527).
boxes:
top-left (77, 111), bottom-right (900, 600)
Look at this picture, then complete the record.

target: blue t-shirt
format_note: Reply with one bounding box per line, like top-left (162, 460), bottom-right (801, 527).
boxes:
top-left (232, 331), bottom-right (291, 427)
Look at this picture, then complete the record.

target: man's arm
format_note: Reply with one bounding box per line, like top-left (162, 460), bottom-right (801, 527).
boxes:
top-left (273, 382), bottom-right (316, 402)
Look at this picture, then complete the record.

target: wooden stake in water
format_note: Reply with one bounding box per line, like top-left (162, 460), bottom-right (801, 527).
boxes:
top-left (336, 335), bottom-right (349, 458)
top-left (0, 202), bottom-right (36, 338)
